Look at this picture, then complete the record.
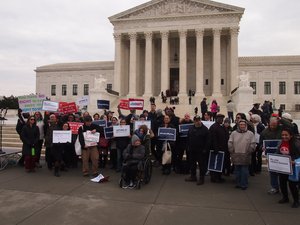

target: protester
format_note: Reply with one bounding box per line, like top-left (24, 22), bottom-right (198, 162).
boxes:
top-left (226, 100), bottom-right (235, 123)
top-left (33, 111), bottom-right (44, 168)
top-left (228, 120), bottom-right (256, 190)
top-left (223, 118), bottom-right (232, 176)
top-left (210, 100), bottom-right (219, 121)
top-left (200, 98), bottom-right (208, 120)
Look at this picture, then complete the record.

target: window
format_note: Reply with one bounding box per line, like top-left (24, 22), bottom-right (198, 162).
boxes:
top-left (84, 84), bottom-right (89, 95)
top-left (205, 79), bottom-right (209, 85)
top-left (73, 84), bottom-right (78, 96)
top-left (250, 82), bottom-right (256, 95)
top-left (279, 82), bottom-right (286, 95)
top-left (62, 85), bottom-right (67, 96)
top-left (107, 83), bottom-right (112, 90)
top-left (221, 79), bottom-right (224, 85)
top-left (295, 104), bottom-right (300, 111)
top-left (264, 82), bottom-right (271, 95)
top-left (279, 104), bottom-right (285, 110)
top-left (51, 85), bottom-right (56, 96)
top-left (294, 81), bottom-right (300, 94)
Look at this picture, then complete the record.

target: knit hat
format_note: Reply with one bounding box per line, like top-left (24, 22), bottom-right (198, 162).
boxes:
top-left (131, 134), bottom-right (141, 145)
top-left (282, 113), bottom-right (292, 121)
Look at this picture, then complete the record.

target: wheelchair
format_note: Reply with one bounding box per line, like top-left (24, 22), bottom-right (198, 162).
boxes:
top-left (119, 156), bottom-right (152, 189)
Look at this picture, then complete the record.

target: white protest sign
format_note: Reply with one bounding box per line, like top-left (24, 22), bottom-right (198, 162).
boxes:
top-left (113, 125), bottom-right (130, 137)
top-left (134, 120), bottom-right (151, 131)
top-left (84, 131), bottom-right (100, 142)
top-left (268, 154), bottom-right (292, 175)
top-left (77, 96), bottom-right (89, 107)
top-left (18, 94), bottom-right (46, 112)
top-left (42, 100), bottom-right (59, 112)
top-left (52, 130), bottom-right (72, 143)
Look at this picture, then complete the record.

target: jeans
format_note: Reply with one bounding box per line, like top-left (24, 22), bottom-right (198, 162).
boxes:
top-left (235, 165), bottom-right (249, 188)
top-left (270, 171), bottom-right (279, 189)
top-left (117, 147), bottom-right (125, 171)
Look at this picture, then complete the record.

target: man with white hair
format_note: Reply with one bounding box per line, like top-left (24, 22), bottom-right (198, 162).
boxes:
top-left (281, 113), bottom-right (299, 136)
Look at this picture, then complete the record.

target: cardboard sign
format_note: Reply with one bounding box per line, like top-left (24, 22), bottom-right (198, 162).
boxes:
top-left (52, 130), bottom-right (72, 143)
top-left (158, 128), bottom-right (177, 141)
top-left (129, 98), bottom-right (144, 110)
top-left (179, 124), bottom-right (194, 137)
top-left (59, 102), bottom-right (77, 114)
top-left (97, 100), bottom-right (110, 110)
top-left (207, 151), bottom-right (225, 172)
top-left (134, 120), bottom-right (151, 131)
top-left (119, 99), bottom-right (129, 110)
top-left (18, 94), bottom-right (46, 112)
top-left (113, 125), bottom-right (130, 137)
top-left (263, 139), bottom-right (281, 154)
top-left (84, 131), bottom-right (100, 143)
top-left (77, 96), bottom-right (89, 107)
top-left (92, 120), bottom-right (107, 127)
top-left (268, 153), bottom-right (292, 175)
top-left (104, 127), bottom-right (113, 139)
top-left (68, 122), bottom-right (83, 135)
top-left (42, 100), bottom-right (59, 112)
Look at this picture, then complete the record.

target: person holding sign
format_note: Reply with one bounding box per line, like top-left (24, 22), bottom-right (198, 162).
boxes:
top-left (276, 128), bottom-right (300, 208)
top-left (78, 116), bottom-right (101, 177)
top-left (228, 120), bottom-right (256, 190)
top-left (20, 116), bottom-right (40, 173)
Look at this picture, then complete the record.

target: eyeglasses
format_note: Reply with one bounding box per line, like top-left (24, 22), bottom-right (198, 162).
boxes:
top-left (30, 119), bottom-right (35, 121)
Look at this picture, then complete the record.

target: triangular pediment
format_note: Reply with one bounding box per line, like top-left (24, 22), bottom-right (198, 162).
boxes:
top-left (109, 0), bottom-right (244, 21)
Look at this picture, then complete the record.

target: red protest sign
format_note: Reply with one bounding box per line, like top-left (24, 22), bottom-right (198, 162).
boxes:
top-left (59, 102), bottom-right (78, 114)
top-left (129, 98), bottom-right (144, 110)
top-left (68, 122), bottom-right (83, 134)
top-left (119, 99), bottom-right (129, 110)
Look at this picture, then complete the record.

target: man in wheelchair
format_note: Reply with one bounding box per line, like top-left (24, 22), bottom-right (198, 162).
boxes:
top-left (121, 135), bottom-right (145, 189)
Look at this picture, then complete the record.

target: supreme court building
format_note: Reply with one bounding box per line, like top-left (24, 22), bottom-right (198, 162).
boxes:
top-left (36, 0), bottom-right (300, 113)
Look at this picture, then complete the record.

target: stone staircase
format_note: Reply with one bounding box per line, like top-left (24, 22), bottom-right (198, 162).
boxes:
top-left (0, 124), bottom-right (22, 150)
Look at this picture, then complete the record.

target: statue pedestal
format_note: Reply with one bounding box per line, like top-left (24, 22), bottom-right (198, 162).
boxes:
top-left (231, 87), bottom-right (254, 114)
top-left (87, 89), bottom-right (119, 114)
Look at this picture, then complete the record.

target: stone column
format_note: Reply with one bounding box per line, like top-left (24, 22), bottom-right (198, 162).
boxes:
top-left (113, 33), bottom-right (122, 95)
top-left (143, 32), bottom-right (153, 97)
top-left (178, 30), bottom-right (187, 97)
top-left (195, 29), bottom-right (205, 97)
top-left (212, 28), bottom-right (222, 97)
top-left (161, 31), bottom-right (169, 94)
top-left (128, 33), bottom-right (137, 97)
top-left (230, 27), bottom-right (239, 94)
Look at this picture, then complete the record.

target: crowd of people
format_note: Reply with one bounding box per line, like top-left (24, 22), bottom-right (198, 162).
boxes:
top-left (15, 100), bottom-right (300, 207)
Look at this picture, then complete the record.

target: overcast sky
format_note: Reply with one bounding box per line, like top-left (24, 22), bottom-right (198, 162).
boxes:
top-left (0, 0), bottom-right (299, 96)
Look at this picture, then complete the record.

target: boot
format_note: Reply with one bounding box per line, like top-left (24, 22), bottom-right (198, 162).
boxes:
top-left (54, 167), bottom-right (60, 177)
top-left (197, 176), bottom-right (205, 185)
top-left (185, 175), bottom-right (197, 182)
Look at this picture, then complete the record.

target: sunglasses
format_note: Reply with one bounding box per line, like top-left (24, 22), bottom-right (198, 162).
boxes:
top-left (30, 119), bottom-right (35, 121)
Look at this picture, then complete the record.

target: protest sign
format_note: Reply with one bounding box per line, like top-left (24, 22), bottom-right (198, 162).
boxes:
top-left (104, 127), bottom-right (113, 139)
top-left (97, 100), bottom-right (110, 110)
top-left (42, 100), bottom-right (59, 112)
top-left (18, 94), bottom-right (46, 112)
top-left (179, 123), bottom-right (193, 137)
top-left (92, 120), bottom-right (107, 127)
top-left (263, 139), bottom-right (281, 154)
top-left (59, 102), bottom-right (77, 114)
top-left (289, 158), bottom-right (300, 182)
top-left (68, 122), bottom-right (83, 135)
top-left (129, 98), bottom-right (144, 110)
top-left (134, 120), bottom-right (151, 131)
top-left (207, 151), bottom-right (225, 172)
top-left (113, 125), bottom-right (130, 137)
top-left (119, 99), bottom-right (129, 110)
top-left (52, 130), bottom-right (72, 143)
top-left (77, 96), bottom-right (89, 107)
top-left (84, 131), bottom-right (100, 143)
top-left (158, 128), bottom-right (177, 141)
top-left (202, 121), bottom-right (214, 129)
top-left (268, 153), bottom-right (292, 175)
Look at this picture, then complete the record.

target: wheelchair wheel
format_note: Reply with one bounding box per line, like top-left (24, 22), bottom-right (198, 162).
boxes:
top-left (143, 158), bottom-right (152, 184)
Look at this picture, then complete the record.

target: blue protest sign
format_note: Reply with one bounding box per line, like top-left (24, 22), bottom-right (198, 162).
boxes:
top-left (208, 151), bottom-right (225, 172)
top-left (263, 139), bottom-right (281, 154)
top-left (97, 100), bottom-right (110, 110)
top-left (104, 127), bottom-right (113, 139)
top-left (179, 124), bottom-right (193, 137)
top-left (92, 120), bottom-right (107, 127)
top-left (158, 128), bottom-right (177, 141)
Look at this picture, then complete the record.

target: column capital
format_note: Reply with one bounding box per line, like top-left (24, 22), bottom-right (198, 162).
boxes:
top-left (179, 30), bottom-right (187, 38)
top-left (160, 31), bottom-right (169, 40)
top-left (230, 27), bottom-right (239, 36)
top-left (195, 29), bottom-right (204, 37)
top-left (212, 28), bottom-right (221, 37)
top-left (128, 32), bottom-right (137, 40)
top-left (113, 33), bottom-right (122, 41)
top-left (145, 32), bottom-right (153, 40)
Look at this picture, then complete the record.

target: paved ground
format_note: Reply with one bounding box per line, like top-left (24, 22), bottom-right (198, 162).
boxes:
top-left (0, 161), bottom-right (299, 225)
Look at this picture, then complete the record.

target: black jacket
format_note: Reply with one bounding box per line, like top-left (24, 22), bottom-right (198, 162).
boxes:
top-left (209, 122), bottom-right (227, 152)
top-left (188, 124), bottom-right (209, 153)
top-left (78, 124), bottom-right (101, 149)
top-left (20, 124), bottom-right (40, 156)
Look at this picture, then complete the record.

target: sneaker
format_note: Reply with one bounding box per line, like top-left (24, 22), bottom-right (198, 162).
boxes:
top-left (128, 181), bottom-right (136, 189)
top-left (268, 188), bottom-right (279, 195)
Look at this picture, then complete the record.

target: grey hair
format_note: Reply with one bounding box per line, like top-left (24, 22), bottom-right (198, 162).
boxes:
top-left (251, 114), bottom-right (261, 123)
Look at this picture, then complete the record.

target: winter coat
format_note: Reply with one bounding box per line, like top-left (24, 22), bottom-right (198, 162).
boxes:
top-left (228, 129), bottom-right (256, 165)
top-left (44, 123), bottom-right (60, 148)
top-left (200, 100), bottom-right (207, 113)
top-left (276, 139), bottom-right (300, 161)
top-left (210, 102), bottom-right (218, 113)
top-left (20, 124), bottom-right (40, 156)
top-left (258, 127), bottom-right (282, 151)
top-left (123, 144), bottom-right (145, 165)
top-left (188, 124), bottom-right (209, 154)
top-left (209, 122), bottom-right (227, 152)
